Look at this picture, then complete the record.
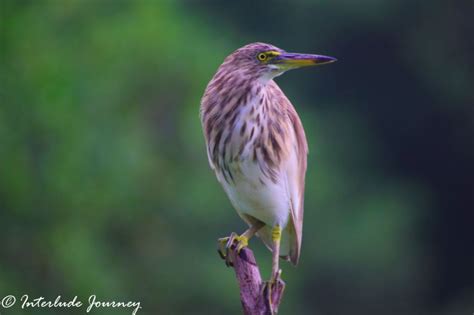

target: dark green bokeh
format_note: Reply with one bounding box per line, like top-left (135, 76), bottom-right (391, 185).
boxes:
top-left (1, 1), bottom-right (473, 315)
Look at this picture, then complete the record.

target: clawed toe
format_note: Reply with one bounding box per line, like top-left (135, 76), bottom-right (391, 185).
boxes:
top-left (262, 269), bottom-right (284, 315)
top-left (217, 232), bottom-right (249, 267)
top-left (217, 233), bottom-right (236, 266)
top-left (262, 281), bottom-right (275, 315)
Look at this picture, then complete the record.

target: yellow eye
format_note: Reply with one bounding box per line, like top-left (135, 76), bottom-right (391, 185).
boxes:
top-left (257, 53), bottom-right (267, 61)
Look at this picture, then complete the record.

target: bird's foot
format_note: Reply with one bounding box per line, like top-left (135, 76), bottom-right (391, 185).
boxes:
top-left (262, 269), bottom-right (284, 315)
top-left (217, 232), bottom-right (249, 267)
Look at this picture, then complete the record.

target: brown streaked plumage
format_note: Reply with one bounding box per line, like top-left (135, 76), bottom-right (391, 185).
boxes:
top-left (200, 42), bottom-right (336, 291)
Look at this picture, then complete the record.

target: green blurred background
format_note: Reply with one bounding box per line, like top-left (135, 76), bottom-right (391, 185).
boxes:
top-left (1, 1), bottom-right (473, 314)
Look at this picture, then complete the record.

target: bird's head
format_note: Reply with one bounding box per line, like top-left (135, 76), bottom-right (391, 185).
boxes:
top-left (224, 42), bottom-right (336, 82)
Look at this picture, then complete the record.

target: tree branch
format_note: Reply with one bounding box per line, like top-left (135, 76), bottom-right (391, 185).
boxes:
top-left (224, 246), bottom-right (286, 315)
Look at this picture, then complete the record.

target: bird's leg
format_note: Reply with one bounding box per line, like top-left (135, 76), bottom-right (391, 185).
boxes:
top-left (264, 224), bottom-right (282, 315)
top-left (271, 225), bottom-right (282, 280)
top-left (217, 221), bottom-right (265, 266)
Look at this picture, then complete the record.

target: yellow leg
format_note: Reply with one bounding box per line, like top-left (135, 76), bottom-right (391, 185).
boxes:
top-left (238, 221), bottom-right (265, 251)
top-left (217, 221), bottom-right (265, 265)
top-left (265, 224), bottom-right (282, 315)
top-left (271, 225), bottom-right (282, 280)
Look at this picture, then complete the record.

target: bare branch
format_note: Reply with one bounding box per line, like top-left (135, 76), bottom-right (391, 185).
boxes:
top-left (225, 246), bottom-right (286, 315)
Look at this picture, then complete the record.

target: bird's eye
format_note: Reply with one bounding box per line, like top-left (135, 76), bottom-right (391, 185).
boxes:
top-left (257, 53), bottom-right (267, 61)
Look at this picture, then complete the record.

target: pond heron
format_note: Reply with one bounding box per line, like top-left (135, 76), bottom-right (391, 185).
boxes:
top-left (200, 42), bottom-right (336, 304)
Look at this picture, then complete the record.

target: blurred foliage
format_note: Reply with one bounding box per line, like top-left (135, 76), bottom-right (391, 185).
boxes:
top-left (1, 1), bottom-right (473, 315)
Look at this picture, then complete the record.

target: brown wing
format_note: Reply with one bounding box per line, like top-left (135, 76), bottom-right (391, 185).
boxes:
top-left (285, 103), bottom-right (308, 265)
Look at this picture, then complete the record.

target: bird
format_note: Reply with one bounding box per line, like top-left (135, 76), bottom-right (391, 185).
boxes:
top-left (200, 42), bottom-right (335, 301)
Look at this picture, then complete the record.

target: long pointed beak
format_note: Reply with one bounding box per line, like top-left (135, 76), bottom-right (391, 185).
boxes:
top-left (273, 52), bottom-right (337, 68)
